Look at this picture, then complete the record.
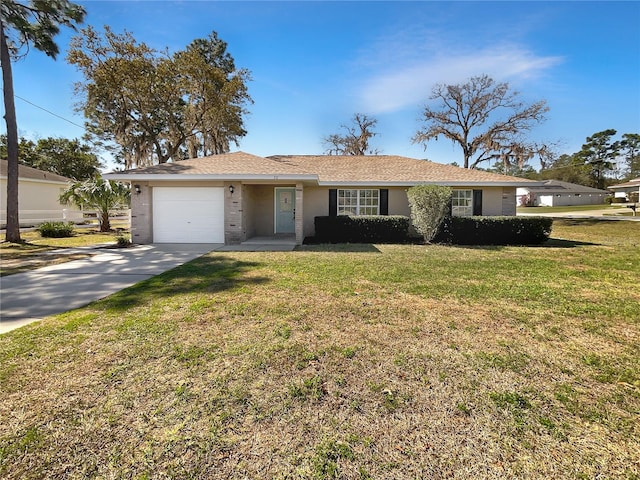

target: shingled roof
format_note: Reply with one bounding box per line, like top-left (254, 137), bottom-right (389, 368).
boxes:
top-left (0, 159), bottom-right (71, 183)
top-left (519, 179), bottom-right (609, 194)
top-left (106, 151), bottom-right (538, 186)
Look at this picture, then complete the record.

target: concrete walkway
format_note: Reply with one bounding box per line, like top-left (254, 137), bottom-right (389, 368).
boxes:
top-left (0, 244), bottom-right (220, 334)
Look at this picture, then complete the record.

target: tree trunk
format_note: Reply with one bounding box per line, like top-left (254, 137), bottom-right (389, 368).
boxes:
top-left (99, 210), bottom-right (111, 232)
top-left (1, 20), bottom-right (21, 243)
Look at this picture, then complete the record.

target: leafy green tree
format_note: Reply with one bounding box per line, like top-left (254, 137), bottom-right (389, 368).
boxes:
top-left (59, 177), bottom-right (130, 232)
top-left (0, 134), bottom-right (102, 180)
top-left (574, 129), bottom-right (620, 189)
top-left (620, 133), bottom-right (640, 180)
top-left (406, 185), bottom-right (452, 243)
top-left (539, 153), bottom-right (591, 186)
top-left (323, 113), bottom-right (380, 155)
top-left (67, 26), bottom-right (252, 169)
top-left (486, 160), bottom-right (539, 179)
top-left (412, 74), bottom-right (548, 169)
top-left (1, 0), bottom-right (85, 242)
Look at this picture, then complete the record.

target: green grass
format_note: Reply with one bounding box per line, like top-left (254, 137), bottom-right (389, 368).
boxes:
top-left (0, 228), bottom-right (129, 276)
top-left (0, 219), bottom-right (638, 479)
top-left (517, 204), bottom-right (625, 213)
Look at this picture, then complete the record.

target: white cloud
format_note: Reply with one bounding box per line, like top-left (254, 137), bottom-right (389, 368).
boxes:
top-left (358, 45), bottom-right (563, 114)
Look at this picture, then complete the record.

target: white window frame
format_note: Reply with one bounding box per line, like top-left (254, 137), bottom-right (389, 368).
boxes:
top-left (451, 189), bottom-right (473, 217)
top-left (337, 189), bottom-right (380, 216)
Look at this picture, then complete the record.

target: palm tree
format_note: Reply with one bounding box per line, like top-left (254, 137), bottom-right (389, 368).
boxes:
top-left (60, 177), bottom-right (130, 232)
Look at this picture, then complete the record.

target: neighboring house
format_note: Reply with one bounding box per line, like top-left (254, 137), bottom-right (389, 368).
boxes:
top-left (104, 152), bottom-right (539, 245)
top-left (516, 180), bottom-right (609, 207)
top-left (0, 159), bottom-right (83, 228)
top-left (608, 177), bottom-right (640, 201)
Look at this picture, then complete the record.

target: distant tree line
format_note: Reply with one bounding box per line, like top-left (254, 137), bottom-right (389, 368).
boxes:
top-left (0, 134), bottom-right (101, 180)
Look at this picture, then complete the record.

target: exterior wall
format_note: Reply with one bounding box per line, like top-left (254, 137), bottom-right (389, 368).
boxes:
top-left (302, 186), bottom-right (330, 238)
top-left (501, 187), bottom-right (517, 215)
top-left (517, 187), bottom-right (609, 206)
top-left (0, 178), bottom-right (83, 227)
top-left (243, 184), bottom-right (257, 240)
top-left (547, 193), bottom-right (608, 206)
top-left (130, 181), bottom-right (152, 243)
top-left (301, 186), bottom-right (410, 238)
top-left (389, 188), bottom-right (411, 216)
top-left (248, 185), bottom-right (276, 236)
top-left (295, 182), bottom-right (304, 244)
top-left (225, 182), bottom-right (243, 244)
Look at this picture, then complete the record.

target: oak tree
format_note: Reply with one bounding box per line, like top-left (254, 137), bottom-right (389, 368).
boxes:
top-left (0, 134), bottom-right (102, 180)
top-left (413, 74), bottom-right (548, 169)
top-left (323, 113), bottom-right (380, 155)
top-left (1, 0), bottom-right (85, 242)
top-left (68, 27), bottom-right (252, 169)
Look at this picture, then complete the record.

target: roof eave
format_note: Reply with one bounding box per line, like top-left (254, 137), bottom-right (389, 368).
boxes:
top-left (318, 180), bottom-right (542, 187)
top-left (103, 173), bottom-right (318, 182)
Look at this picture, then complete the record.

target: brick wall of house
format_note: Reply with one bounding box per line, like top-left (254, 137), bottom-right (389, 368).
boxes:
top-left (225, 182), bottom-right (243, 244)
top-left (131, 182), bottom-right (152, 244)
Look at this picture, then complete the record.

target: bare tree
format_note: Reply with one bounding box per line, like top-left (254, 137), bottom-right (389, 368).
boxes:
top-left (413, 74), bottom-right (548, 169)
top-left (323, 113), bottom-right (380, 155)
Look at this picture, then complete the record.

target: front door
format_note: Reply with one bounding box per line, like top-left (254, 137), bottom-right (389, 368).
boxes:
top-left (275, 188), bottom-right (295, 234)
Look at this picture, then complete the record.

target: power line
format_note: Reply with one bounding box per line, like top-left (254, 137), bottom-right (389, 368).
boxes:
top-left (15, 94), bottom-right (85, 130)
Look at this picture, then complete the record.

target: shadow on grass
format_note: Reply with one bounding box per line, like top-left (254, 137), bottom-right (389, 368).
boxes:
top-left (101, 254), bottom-right (269, 312)
top-left (436, 237), bottom-right (599, 250)
top-left (541, 238), bottom-right (599, 248)
top-left (296, 243), bottom-right (381, 253)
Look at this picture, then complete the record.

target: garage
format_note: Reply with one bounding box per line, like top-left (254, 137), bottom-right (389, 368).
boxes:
top-left (153, 187), bottom-right (224, 243)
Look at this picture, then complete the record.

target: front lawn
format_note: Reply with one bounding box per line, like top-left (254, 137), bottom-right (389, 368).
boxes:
top-left (1, 220), bottom-right (638, 479)
top-left (517, 204), bottom-right (625, 214)
top-left (0, 228), bottom-right (128, 276)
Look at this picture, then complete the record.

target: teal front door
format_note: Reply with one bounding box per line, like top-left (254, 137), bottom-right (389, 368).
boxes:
top-left (275, 188), bottom-right (295, 234)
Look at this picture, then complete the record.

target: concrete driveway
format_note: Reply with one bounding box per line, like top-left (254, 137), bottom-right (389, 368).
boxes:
top-left (0, 244), bottom-right (219, 334)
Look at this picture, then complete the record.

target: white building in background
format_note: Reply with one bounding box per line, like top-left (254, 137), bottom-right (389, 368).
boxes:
top-left (516, 179), bottom-right (609, 207)
top-left (608, 177), bottom-right (640, 201)
top-left (0, 159), bottom-right (83, 228)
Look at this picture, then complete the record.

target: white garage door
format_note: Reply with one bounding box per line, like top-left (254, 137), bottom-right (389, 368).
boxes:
top-left (153, 187), bottom-right (224, 243)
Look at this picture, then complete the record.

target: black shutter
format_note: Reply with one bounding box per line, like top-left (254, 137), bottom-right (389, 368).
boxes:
top-left (329, 189), bottom-right (337, 216)
top-left (380, 189), bottom-right (389, 215)
top-left (473, 189), bottom-right (483, 216)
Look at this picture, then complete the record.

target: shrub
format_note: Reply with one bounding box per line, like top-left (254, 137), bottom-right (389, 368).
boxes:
top-left (611, 197), bottom-right (628, 204)
top-left (434, 216), bottom-right (552, 245)
top-left (37, 221), bottom-right (75, 238)
top-left (314, 215), bottom-right (410, 243)
top-left (116, 235), bottom-right (132, 247)
top-left (629, 192), bottom-right (639, 203)
top-left (519, 192), bottom-right (536, 207)
top-left (407, 185), bottom-right (453, 243)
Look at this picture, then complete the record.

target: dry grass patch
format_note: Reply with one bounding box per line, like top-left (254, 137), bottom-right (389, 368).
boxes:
top-left (0, 228), bottom-right (129, 276)
top-left (0, 220), bottom-right (639, 479)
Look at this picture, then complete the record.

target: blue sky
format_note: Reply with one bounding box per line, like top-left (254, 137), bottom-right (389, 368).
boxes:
top-left (6, 1), bottom-right (640, 171)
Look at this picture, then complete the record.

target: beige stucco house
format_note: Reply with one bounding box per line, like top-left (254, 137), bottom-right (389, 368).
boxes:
top-left (0, 159), bottom-right (82, 227)
top-left (104, 152), bottom-right (538, 245)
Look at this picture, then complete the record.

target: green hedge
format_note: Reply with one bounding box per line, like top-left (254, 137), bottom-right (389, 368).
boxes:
top-left (37, 221), bottom-right (75, 238)
top-left (314, 215), bottom-right (410, 243)
top-left (434, 216), bottom-right (553, 245)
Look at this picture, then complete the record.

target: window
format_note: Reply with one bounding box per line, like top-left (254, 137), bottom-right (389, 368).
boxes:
top-left (337, 189), bottom-right (379, 215)
top-left (451, 189), bottom-right (473, 217)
